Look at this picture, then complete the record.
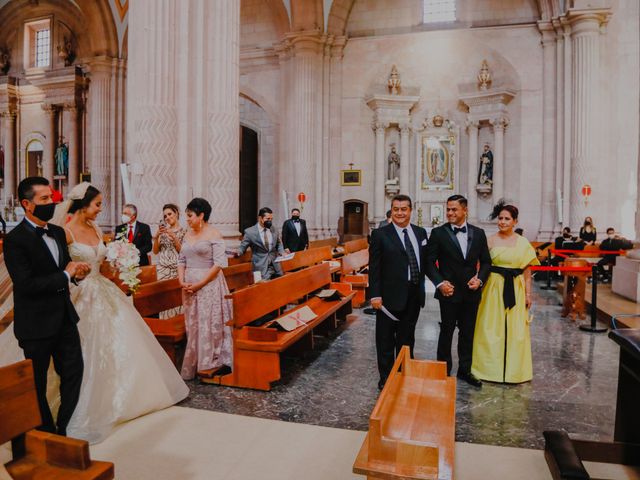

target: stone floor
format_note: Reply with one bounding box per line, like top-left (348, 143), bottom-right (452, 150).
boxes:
top-left (180, 283), bottom-right (619, 450)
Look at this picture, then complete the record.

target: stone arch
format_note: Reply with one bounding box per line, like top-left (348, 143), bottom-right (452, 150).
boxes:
top-left (326, 0), bottom-right (357, 36)
top-left (22, 133), bottom-right (46, 178)
top-left (290, 0), bottom-right (324, 31)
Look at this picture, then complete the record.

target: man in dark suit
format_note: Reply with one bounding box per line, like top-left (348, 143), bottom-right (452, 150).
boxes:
top-left (377, 209), bottom-right (392, 229)
top-left (369, 194), bottom-right (428, 390)
top-left (4, 177), bottom-right (90, 435)
top-left (116, 203), bottom-right (153, 266)
top-left (281, 208), bottom-right (309, 252)
top-left (425, 194), bottom-right (491, 388)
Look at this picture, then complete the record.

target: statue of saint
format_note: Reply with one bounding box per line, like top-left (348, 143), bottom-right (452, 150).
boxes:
top-left (387, 145), bottom-right (400, 180)
top-left (55, 139), bottom-right (69, 177)
top-left (477, 144), bottom-right (493, 185)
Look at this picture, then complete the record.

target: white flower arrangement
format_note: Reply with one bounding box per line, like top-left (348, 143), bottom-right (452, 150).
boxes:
top-left (105, 232), bottom-right (142, 294)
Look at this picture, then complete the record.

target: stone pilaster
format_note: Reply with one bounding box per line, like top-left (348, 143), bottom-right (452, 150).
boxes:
top-left (1, 110), bottom-right (16, 200)
top-left (399, 124), bottom-right (410, 195)
top-left (64, 104), bottom-right (79, 190)
top-left (374, 122), bottom-right (388, 221)
top-left (41, 104), bottom-right (57, 184)
top-left (327, 37), bottom-right (346, 235)
top-left (466, 118), bottom-right (479, 220)
top-left (490, 116), bottom-right (508, 202)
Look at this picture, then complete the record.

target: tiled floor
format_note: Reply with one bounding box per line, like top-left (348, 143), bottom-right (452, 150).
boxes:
top-left (180, 282), bottom-right (619, 449)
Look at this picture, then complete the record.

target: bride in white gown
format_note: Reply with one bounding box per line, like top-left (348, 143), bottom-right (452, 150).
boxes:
top-left (0, 182), bottom-right (189, 444)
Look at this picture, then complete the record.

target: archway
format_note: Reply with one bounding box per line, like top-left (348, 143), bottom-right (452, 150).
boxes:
top-left (25, 139), bottom-right (44, 178)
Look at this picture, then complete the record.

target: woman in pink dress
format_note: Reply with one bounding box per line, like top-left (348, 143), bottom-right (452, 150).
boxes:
top-left (177, 197), bottom-right (233, 380)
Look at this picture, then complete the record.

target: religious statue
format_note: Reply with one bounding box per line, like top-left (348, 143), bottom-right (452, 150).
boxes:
top-left (57, 37), bottom-right (75, 66)
top-left (0, 47), bottom-right (10, 75)
top-left (477, 59), bottom-right (492, 90)
top-left (0, 145), bottom-right (4, 181)
top-left (55, 138), bottom-right (69, 177)
top-left (387, 144), bottom-right (400, 180)
top-left (477, 144), bottom-right (493, 186)
top-left (36, 154), bottom-right (43, 177)
top-left (387, 65), bottom-right (401, 95)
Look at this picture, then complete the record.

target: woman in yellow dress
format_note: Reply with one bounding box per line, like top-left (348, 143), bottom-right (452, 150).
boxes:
top-left (471, 202), bottom-right (539, 383)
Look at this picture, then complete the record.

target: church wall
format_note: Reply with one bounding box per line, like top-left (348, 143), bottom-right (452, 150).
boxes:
top-left (241, 0), bottom-right (281, 47)
top-left (338, 25), bottom-right (543, 234)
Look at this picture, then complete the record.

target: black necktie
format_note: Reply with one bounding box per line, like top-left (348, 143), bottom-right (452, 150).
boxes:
top-left (403, 228), bottom-right (420, 285)
top-left (453, 225), bottom-right (467, 234)
top-left (36, 226), bottom-right (55, 238)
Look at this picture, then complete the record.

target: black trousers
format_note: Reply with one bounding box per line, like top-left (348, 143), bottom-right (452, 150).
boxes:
top-left (437, 300), bottom-right (480, 376)
top-left (19, 320), bottom-right (84, 436)
top-left (376, 284), bottom-right (421, 384)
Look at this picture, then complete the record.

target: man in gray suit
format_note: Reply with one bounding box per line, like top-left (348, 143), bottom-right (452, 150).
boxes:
top-left (237, 207), bottom-right (286, 280)
top-left (378, 210), bottom-right (392, 229)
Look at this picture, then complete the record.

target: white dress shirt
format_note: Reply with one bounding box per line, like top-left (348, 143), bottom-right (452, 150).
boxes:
top-left (25, 217), bottom-right (71, 283)
top-left (451, 221), bottom-right (468, 259)
top-left (294, 221), bottom-right (301, 236)
top-left (392, 222), bottom-right (421, 282)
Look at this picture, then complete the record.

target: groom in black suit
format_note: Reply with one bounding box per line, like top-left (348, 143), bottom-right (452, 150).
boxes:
top-left (425, 194), bottom-right (491, 388)
top-left (281, 208), bottom-right (309, 252)
top-left (4, 177), bottom-right (90, 435)
top-left (369, 194), bottom-right (428, 389)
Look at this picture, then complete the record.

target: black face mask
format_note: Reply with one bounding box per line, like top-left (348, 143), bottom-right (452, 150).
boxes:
top-left (32, 203), bottom-right (56, 222)
top-left (263, 220), bottom-right (273, 229)
top-left (292, 216), bottom-right (300, 222)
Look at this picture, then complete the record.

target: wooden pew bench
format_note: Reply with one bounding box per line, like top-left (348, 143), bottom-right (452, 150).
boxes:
top-left (308, 237), bottom-right (338, 249)
top-left (1, 360), bottom-right (114, 480)
top-left (340, 249), bottom-right (369, 308)
top-left (133, 264), bottom-right (256, 369)
top-left (228, 248), bottom-right (252, 266)
top-left (353, 346), bottom-right (456, 480)
top-left (343, 237), bottom-right (368, 254)
top-left (280, 246), bottom-right (336, 274)
top-left (203, 263), bottom-right (355, 390)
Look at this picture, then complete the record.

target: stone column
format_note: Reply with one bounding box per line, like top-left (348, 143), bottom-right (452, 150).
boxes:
top-left (65, 104), bottom-right (79, 189)
top-left (539, 22), bottom-right (557, 239)
top-left (491, 117), bottom-right (508, 202)
top-left (399, 123), bottom-right (410, 195)
top-left (42, 104), bottom-right (57, 183)
top-left (567, 9), bottom-right (610, 228)
top-left (327, 37), bottom-right (346, 235)
top-left (374, 122), bottom-right (387, 221)
top-left (466, 119), bottom-right (479, 220)
top-left (1, 111), bottom-right (16, 200)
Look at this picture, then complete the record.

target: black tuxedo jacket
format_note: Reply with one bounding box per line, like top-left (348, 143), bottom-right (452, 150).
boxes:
top-left (116, 222), bottom-right (152, 266)
top-left (281, 218), bottom-right (309, 252)
top-left (425, 223), bottom-right (491, 304)
top-left (369, 222), bottom-right (428, 312)
top-left (4, 220), bottom-right (79, 341)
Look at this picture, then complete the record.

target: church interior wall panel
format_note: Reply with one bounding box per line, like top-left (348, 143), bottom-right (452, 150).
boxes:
top-left (240, 0), bottom-right (281, 47)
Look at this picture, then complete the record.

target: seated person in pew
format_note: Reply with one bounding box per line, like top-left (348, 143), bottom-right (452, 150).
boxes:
top-left (597, 227), bottom-right (633, 283)
top-left (178, 198), bottom-right (233, 380)
top-left (236, 207), bottom-right (286, 280)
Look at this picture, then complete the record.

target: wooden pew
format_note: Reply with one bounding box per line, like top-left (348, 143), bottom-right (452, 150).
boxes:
top-left (101, 262), bottom-right (157, 293)
top-left (353, 346), bottom-right (455, 480)
top-left (343, 237), bottom-right (368, 254)
top-left (204, 263), bottom-right (355, 390)
top-left (133, 265), bottom-right (255, 368)
top-left (308, 237), bottom-right (338, 249)
top-left (228, 248), bottom-right (251, 266)
top-left (1, 360), bottom-right (114, 479)
top-left (280, 246), bottom-right (334, 273)
top-left (340, 249), bottom-right (369, 308)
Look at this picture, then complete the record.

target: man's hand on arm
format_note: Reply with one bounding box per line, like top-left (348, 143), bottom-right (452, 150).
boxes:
top-left (370, 297), bottom-right (382, 310)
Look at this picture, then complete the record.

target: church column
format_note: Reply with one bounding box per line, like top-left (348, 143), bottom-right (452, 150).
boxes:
top-left (399, 123), bottom-right (410, 195)
top-left (466, 119), bottom-right (479, 220)
top-left (65, 104), bottom-right (79, 189)
top-left (538, 22), bottom-right (557, 239)
top-left (490, 117), bottom-right (507, 202)
top-left (1, 110), bottom-right (16, 199)
top-left (42, 104), bottom-right (57, 183)
top-left (567, 9), bottom-right (610, 228)
top-left (374, 121), bottom-right (388, 221)
top-left (327, 37), bottom-right (346, 235)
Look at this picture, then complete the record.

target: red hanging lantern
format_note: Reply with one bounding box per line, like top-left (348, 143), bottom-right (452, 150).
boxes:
top-left (297, 192), bottom-right (306, 212)
top-left (581, 184), bottom-right (592, 205)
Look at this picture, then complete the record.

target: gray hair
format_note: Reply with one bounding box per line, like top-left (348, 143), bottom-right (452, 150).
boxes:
top-left (124, 203), bottom-right (138, 218)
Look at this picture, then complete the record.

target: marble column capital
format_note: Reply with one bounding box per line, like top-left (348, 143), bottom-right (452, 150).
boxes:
top-left (41, 103), bottom-right (58, 116)
top-left (465, 118), bottom-right (479, 131)
top-left (537, 21), bottom-right (557, 47)
top-left (62, 103), bottom-right (78, 113)
top-left (399, 123), bottom-right (411, 134)
top-left (489, 116), bottom-right (509, 131)
top-left (565, 8), bottom-right (611, 35)
top-left (373, 122), bottom-right (388, 133)
top-left (282, 30), bottom-right (325, 58)
top-left (0, 109), bottom-right (16, 119)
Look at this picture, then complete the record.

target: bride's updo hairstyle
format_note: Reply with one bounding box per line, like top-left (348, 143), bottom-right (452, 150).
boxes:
top-left (185, 197), bottom-right (212, 222)
top-left (489, 199), bottom-right (519, 221)
top-left (68, 185), bottom-right (101, 215)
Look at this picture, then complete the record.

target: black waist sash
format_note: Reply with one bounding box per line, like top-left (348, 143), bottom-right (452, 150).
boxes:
top-left (491, 266), bottom-right (524, 310)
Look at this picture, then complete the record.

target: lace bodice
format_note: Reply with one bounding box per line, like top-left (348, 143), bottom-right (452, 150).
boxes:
top-left (68, 241), bottom-right (107, 275)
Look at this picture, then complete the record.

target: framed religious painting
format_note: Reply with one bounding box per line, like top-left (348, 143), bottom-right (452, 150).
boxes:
top-left (341, 169), bottom-right (361, 186)
top-left (429, 203), bottom-right (445, 226)
top-left (420, 133), bottom-right (456, 190)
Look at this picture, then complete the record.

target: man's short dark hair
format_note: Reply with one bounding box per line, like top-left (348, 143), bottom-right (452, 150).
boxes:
top-left (563, 227), bottom-right (571, 234)
top-left (391, 194), bottom-right (412, 209)
top-left (385, 210), bottom-right (392, 219)
top-left (606, 227), bottom-right (615, 234)
top-left (18, 176), bottom-right (49, 202)
top-left (258, 207), bottom-right (273, 218)
top-left (291, 208), bottom-right (300, 214)
top-left (447, 194), bottom-right (467, 207)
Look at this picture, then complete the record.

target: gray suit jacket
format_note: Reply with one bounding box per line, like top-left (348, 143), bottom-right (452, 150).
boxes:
top-left (238, 223), bottom-right (285, 279)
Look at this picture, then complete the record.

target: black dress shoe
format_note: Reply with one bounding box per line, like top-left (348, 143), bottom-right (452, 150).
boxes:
top-left (457, 372), bottom-right (482, 388)
top-left (363, 308), bottom-right (376, 315)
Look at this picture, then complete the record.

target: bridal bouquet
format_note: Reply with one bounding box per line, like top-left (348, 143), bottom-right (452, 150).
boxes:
top-left (106, 233), bottom-right (142, 294)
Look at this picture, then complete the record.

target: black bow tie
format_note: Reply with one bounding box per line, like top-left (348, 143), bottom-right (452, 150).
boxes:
top-left (453, 226), bottom-right (467, 234)
top-left (36, 226), bottom-right (55, 238)
top-left (292, 219), bottom-right (300, 223)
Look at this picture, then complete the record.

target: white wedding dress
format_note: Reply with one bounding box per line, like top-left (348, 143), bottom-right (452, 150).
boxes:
top-left (0, 235), bottom-right (189, 444)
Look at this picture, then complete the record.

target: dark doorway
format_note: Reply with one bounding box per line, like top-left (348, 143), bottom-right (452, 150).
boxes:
top-left (239, 126), bottom-right (258, 233)
top-left (340, 199), bottom-right (369, 242)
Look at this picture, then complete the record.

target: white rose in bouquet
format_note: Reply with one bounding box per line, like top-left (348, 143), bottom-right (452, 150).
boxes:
top-left (106, 234), bottom-right (142, 294)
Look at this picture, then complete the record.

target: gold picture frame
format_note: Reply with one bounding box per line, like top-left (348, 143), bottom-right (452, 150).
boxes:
top-left (341, 169), bottom-right (361, 186)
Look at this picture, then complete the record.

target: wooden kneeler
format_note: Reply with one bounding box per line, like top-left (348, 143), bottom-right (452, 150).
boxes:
top-left (0, 360), bottom-right (114, 480)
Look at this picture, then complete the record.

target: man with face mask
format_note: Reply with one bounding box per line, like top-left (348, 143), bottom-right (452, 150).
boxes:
top-left (116, 203), bottom-right (153, 266)
top-left (3, 176), bottom-right (90, 436)
top-left (237, 207), bottom-right (286, 280)
top-left (597, 227), bottom-right (633, 282)
top-left (281, 208), bottom-right (309, 252)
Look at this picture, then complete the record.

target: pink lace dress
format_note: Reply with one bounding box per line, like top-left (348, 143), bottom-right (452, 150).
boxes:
top-left (178, 239), bottom-right (233, 380)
